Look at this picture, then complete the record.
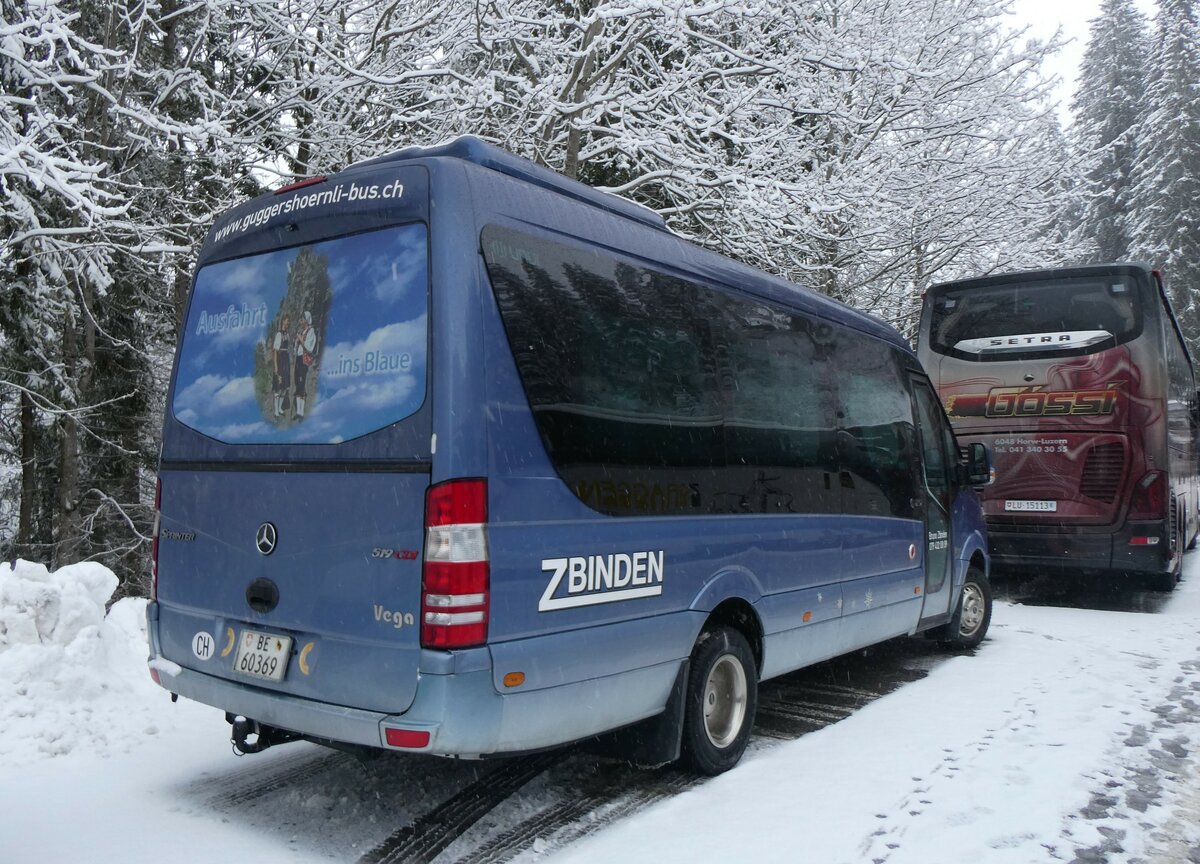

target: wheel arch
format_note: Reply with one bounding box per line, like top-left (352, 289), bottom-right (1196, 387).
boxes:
top-left (699, 598), bottom-right (764, 677)
top-left (957, 533), bottom-right (989, 589)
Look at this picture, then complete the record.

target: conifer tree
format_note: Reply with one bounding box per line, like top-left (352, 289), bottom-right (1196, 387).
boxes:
top-left (0, 0), bottom-right (251, 586)
top-left (1128, 0), bottom-right (1200, 352)
top-left (1070, 0), bottom-right (1150, 262)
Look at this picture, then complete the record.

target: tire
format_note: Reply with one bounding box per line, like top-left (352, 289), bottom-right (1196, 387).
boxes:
top-left (938, 567), bottom-right (992, 650)
top-left (1148, 510), bottom-right (1186, 591)
top-left (1145, 544), bottom-right (1182, 592)
top-left (679, 626), bottom-right (757, 776)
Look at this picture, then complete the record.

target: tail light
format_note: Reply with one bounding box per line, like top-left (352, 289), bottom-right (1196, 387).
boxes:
top-left (274, 175), bottom-right (327, 195)
top-left (151, 477), bottom-right (161, 600)
top-left (421, 479), bottom-right (489, 648)
top-left (1128, 470), bottom-right (1167, 520)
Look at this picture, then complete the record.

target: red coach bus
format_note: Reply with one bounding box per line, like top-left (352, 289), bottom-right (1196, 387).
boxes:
top-left (917, 264), bottom-right (1199, 590)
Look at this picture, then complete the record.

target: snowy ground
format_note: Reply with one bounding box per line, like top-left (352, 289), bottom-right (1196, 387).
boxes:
top-left (2, 556), bottom-right (1199, 864)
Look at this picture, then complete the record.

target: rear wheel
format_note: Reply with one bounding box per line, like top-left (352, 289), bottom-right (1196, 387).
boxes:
top-left (937, 567), bottom-right (992, 650)
top-left (1148, 509), bottom-right (1186, 591)
top-left (1145, 545), bottom-right (1182, 592)
top-left (680, 626), bottom-right (757, 776)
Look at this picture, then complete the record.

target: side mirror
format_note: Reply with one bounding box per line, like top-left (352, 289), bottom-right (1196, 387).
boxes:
top-left (962, 442), bottom-right (994, 487)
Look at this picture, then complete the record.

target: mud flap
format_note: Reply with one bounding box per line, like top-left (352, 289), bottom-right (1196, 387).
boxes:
top-left (586, 660), bottom-right (689, 767)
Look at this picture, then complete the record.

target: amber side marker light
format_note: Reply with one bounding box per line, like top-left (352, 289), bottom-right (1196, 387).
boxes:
top-left (503, 672), bottom-right (526, 688)
top-left (801, 611), bottom-right (813, 624)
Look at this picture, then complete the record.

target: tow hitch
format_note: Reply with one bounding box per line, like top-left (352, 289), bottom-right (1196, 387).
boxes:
top-left (228, 714), bottom-right (301, 755)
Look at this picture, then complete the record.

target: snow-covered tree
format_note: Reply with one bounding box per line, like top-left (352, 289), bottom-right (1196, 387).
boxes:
top-left (0, 0), bottom-right (254, 585)
top-left (376, 0), bottom-right (1082, 331)
top-left (1128, 0), bottom-right (1200, 352)
top-left (1, 0), bottom-right (123, 566)
top-left (1071, 0), bottom-right (1151, 262)
top-left (0, 0), bottom-right (1099, 587)
top-left (695, 0), bottom-right (1082, 331)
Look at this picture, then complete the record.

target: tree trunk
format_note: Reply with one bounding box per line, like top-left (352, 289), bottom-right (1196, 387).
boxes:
top-left (54, 276), bottom-right (95, 568)
top-left (17, 389), bottom-right (35, 560)
top-left (55, 307), bottom-right (83, 568)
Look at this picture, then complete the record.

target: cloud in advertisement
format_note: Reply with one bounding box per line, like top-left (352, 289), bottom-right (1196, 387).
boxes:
top-left (215, 421), bottom-right (270, 441)
top-left (326, 233), bottom-right (425, 304)
top-left (323, 316), bottom-right (427, 386)
top-left (175, 374), bottom-right (256, 419)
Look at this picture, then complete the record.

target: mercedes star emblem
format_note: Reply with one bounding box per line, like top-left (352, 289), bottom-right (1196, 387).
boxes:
top-left (256, 522), bottom-right (278, 556)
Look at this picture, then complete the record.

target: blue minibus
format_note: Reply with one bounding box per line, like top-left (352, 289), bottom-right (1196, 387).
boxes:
top-left (147, 137), bottom-right (992, 774)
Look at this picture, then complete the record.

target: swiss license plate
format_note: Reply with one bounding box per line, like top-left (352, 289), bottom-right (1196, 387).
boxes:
top-left (233, 629), bottom-right (292, 682)
top-left (1004, 499), bottom-right (1057, 512)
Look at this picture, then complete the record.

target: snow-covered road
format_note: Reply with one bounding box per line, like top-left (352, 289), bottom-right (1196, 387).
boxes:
top-left (2, 556), bottom-right (1199, 864)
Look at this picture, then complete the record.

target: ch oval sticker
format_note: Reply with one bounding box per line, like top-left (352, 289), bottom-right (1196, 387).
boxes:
top-left (192, 631), bottom-right (215, 661)
top-left (909, 544), bottom-right (918, 561)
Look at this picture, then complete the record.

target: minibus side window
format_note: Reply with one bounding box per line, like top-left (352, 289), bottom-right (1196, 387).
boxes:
top-left (836, 339), bottom-right (919, 519)
top-left (484, 226), bottom-right (722, 517)
top-left (716, 300), bottom-right (839, 515)
top-left (484, 225), bottom-right (905, 521)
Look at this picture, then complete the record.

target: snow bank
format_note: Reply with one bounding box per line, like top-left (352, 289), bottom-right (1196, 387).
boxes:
top-left (0, 559), bottom-right (163, 767)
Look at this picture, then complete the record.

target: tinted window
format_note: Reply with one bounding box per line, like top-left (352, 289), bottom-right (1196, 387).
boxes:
top-left (484, 226), bottom-right (722, 516)
top-left (836, 339), bottom-right (919, 518)
top-left (929, 275), bottom-right (1142, 359)
top-left (483, 225), bottom-right (908, 519)
top-left (173, 224), bottom-right (428, 444)
top-left (718, 301), bottom-right (839, 514)
top-left (912, 379), bottom-right (957, 501)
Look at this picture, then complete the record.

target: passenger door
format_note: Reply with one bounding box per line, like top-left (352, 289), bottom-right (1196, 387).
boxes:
top-left (911, 378), bottom-right (956, 621)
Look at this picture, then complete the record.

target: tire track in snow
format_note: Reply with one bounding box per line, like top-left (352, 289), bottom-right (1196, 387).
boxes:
top-left (204, 748), bottom-right (349, 808)
top-left (356, 752), bottom-right (562, 864)
top-left (444, 765), bottom-right (699, 864)
top-left (1067, 655), bottom-right (1200, 863)
top-left (440, 650), bottom-right (931, 862)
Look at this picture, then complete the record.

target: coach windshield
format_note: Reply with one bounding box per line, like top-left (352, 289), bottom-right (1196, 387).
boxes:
top-left (172, 223), bottom-right (428, 445)
top-left (929, 274), bottom-right (1143, 360)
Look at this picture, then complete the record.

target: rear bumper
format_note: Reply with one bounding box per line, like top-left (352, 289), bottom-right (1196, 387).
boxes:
top-left (988, 519), bottom-right (1173, 574)
top-left (146, 603), bottom-right (679, 756)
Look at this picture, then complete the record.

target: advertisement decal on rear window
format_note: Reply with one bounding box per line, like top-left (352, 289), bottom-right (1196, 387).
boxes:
top-left (173, 223), bottom-right (428, 444)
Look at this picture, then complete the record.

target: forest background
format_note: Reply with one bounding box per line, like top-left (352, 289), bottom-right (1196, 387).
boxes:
top-left (1, 0), bottom-right (1197, 595)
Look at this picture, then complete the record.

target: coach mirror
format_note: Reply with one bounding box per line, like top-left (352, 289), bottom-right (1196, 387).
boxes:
top-left (962, 442), bottom-right (994, 488)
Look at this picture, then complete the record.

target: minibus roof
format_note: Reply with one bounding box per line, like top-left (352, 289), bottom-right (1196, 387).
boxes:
top-left (202, 136), bottom-right (912, 357)
top-left (354, 138), bottom-right (910, 353)
top-left (354, 136), bottom-right (669, 232)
